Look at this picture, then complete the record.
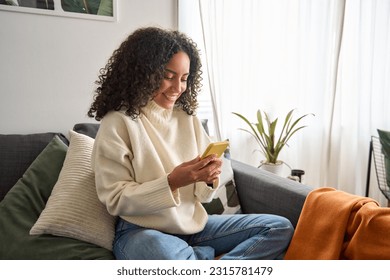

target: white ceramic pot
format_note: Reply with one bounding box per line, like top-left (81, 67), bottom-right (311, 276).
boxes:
top-left (259, 160), bottom-right (284, 176)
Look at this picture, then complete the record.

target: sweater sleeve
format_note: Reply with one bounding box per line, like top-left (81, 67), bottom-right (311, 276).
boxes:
top-left (194, 179), bottom-right (220, 203)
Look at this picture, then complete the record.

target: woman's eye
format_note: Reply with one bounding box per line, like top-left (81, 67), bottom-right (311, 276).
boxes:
top-left (164, 74), bottom-right (188, 82)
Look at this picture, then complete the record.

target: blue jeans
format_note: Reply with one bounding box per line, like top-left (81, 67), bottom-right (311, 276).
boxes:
top-left (113, 214), bottom-right (294, 260)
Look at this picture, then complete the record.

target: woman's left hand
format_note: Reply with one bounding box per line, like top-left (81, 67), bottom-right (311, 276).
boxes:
top-left (168, 155), bottom-right (222, 191)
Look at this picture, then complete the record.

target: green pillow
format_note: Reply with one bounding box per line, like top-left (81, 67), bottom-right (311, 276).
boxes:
top-left (0, 135), bottom-right (114, 259)
top-left (377, 129), bottom-right (390, 189)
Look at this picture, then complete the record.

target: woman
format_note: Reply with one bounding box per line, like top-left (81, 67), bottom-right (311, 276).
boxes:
top-left (88, 27), bottom-right (293, 260)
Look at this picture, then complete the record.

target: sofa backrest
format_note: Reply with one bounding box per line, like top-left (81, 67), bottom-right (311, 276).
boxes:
top-left (73, 123), bottom-right (100, 138)
top-left (0, 133), bottom-right (68, 201)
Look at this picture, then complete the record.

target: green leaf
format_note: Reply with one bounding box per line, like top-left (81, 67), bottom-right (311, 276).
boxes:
top-left (232, 110), bottom-right (314, 164)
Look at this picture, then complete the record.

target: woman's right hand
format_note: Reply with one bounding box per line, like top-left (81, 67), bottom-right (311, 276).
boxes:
top-left (168, 155), bottom-right (222, 192)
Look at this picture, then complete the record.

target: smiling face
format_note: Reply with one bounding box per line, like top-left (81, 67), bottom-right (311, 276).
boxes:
top-left (152, 51), bottom-right (190, 109)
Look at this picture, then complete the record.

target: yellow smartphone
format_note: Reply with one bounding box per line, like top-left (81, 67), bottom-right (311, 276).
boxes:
top-left (201, 141), bottom-right (229, 159)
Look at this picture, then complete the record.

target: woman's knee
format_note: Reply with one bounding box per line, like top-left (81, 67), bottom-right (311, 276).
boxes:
top-left (268, 216), bottom-right (294, 250)
top-left (254, 214), bottom-right (293, 230)
top-left (245, 214), bottom-right (294, 245)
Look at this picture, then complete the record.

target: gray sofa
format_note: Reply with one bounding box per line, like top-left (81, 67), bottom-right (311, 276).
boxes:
top-left (0, 123), bottom-right (313, 259)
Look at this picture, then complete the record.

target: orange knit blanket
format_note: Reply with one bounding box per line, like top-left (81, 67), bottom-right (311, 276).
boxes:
top-left (284, 187), bottom-right (390, 259)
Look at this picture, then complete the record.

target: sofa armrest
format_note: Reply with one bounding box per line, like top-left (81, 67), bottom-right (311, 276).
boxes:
top-left (231, 159), bottom-right (314, 227)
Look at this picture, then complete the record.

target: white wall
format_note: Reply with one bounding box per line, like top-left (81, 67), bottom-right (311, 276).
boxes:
top-left (0, 0), bottom-right (177, 136)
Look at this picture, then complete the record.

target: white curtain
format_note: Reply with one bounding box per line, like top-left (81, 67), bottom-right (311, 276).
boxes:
top-left (327, 0), bottom-right (390, 204)
top-left (179, 0), bottom-right (390, 205)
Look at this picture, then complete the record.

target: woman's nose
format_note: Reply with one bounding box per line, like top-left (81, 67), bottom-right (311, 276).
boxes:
top-left (171, 79), bottom-right (182, 92)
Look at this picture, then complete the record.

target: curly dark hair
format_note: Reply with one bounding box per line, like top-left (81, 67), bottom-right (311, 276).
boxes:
top-left (87, 27), bottom-right (203, 121)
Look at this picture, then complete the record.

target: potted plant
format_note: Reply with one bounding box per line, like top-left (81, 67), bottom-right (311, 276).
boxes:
top-left (232, 109), bottom-right (313, 174)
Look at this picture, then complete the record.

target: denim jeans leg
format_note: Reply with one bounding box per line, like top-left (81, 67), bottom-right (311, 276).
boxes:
top-left (113, 218), bottom-right (215, 260)
top-left (184, 214), bottom-right (294, 260)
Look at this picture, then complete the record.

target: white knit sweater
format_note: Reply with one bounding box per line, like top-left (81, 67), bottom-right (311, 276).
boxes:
top-left (91, 101), bottom-right (219, 235)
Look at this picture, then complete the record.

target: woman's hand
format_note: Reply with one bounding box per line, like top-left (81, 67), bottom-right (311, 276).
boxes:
top-left (168, 155), bottom-right (223, 192)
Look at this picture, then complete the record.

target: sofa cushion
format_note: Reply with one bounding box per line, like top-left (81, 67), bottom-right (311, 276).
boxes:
top-left (0, 132), bottom-right (68, 202)
top-left (30, 130), bottom-right (117, 251)
top-left (202, 147), bottom-right (241, 214)
top-left (0, 135), bottom-right (114, 259)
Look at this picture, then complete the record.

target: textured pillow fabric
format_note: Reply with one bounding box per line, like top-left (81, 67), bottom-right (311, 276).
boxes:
top-left (377, 129), bottom-right (390, 188)
top-left (30, 130), bottom-right (117, 251)
top-left (0, 132), bottom-right (68, 202)
top-left (202, 148), bottom-right (241, 215)
top-left (0, 135), bottom-right (113, 259)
